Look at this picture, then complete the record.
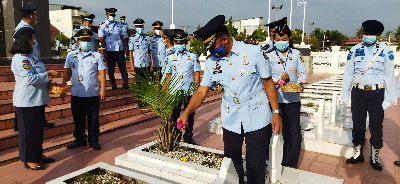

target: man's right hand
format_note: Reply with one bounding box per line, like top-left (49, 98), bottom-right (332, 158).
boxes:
top-left (130, 67), bottom-right (136, 73)
top-left (177, 113), bottom-right (189, 131)
top-left (271, 114), bottom-right (282, 135)
top-left (47, 70), bottom-right (59, 78)
top-left (60, 93), bottom-right (66, 101)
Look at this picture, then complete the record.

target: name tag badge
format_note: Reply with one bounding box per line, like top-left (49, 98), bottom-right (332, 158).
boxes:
top-left (213, 70), bottom-right (223, 74)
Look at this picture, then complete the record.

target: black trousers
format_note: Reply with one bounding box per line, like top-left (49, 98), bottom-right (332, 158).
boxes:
top-left (266, 102), bottom-right (301, 168)
top-left (223, 125), bottom-right (268, 184)
top-left (106, 51), bottom-right (128, 85)
top-left (56, 47), bottom-right (61, 56)
top-left (351, 87), bottom-right (384, 149)
top-left (125, 38), bottom-right (129, 57)
top-left (14, 110), bottom-right (48, 130)
top-left (171, 95), bottom-right (195, 140)
top-left (16, 105), bottom-right (45, 162)
top-left (71, 96), bottom-right (100, 143)
top-left (135, 67), bottom-right (152, 106)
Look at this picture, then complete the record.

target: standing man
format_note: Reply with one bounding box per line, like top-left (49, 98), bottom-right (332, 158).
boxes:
top-left (150, 21), bottom-right (164, 72)
top-left (342, 20), bottom-right (395, 171)
top-left (177, 15), bottom-right (282, 184)
top-left (161, 29), bottom-right (175, 81)
top-left (128, 18), bottom-right (154, 107)
top-left (120, 16), bottom-right (129, 57)
top-left (263, 18), bottom-right (282, 52)
top-left (73, 14), bottom-right (96, 51)
top-left (165, 32), bottom-right (201, 145)
top-left (55, 37), bottom-right (61, 58)
top-left (61, 29), bottom-right (107, 150)
top-left (98, 8), bottom-right (129, 90)
top-left (14, 3), bottom-right (55, 131)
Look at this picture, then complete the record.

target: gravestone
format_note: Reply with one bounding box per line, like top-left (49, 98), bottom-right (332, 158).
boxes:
top-left (269, 130), bottom-right (284, 183)
top-left (317, 99), bottom-right (325, 135)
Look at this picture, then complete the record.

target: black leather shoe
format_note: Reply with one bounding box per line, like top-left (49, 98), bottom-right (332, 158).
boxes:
top-left (67, 142), bottom-right (87, 149)
top-left (90, 142), bottom-right (101, 150)
top-left (25, 163), bottom-right (45, 170)
top-left (40, 157), bottom-right (56, 163)
top-left (111, 84), bottom-right (117, 90)
top-left (184, 137), bottom-right (197, 145)
top-left (346, 145), bottom-right (364, 164)
top-left (394, 161), bottom-right (400, 166)
top-left (44, 121), bottom-right (55, 128)
top-left (370, 145), bottom-right (382, 171)
top-left (122, 84), bottom-right (130, 89)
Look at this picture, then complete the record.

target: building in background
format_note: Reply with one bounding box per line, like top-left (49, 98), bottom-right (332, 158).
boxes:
top-left (232, 17), bottom-right (264, 36)
top-left (49, 4), bottom-right (90, 38)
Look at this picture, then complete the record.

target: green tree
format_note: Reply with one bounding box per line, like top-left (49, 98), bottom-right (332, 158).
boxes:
top-left (234, 28), bottom-right (248, 41)
top-left (225, 16), bottom-right (238, 37)
top-left (355, 27), bottom-right (364, 39)
top-left (190, 24), bottom-right (207, 56)
top-left (311, 27), bottom-right (324, 41)
top-left (394, 26), bottom-right (400, 39)
top-left (291, 29), bottom-right (303, 44)
top-left (325, 30), bottom-right (346, 46)
top-left (145, 31), bottom-right (153, 36)
top-left (309, 36), bottom-right (321, 52)
top-left (51, 34), bottom-right (70, 49)
top-left (248, 28), bottom-right (268, 42)
top-left (385, 30), bottom-right (393, 37)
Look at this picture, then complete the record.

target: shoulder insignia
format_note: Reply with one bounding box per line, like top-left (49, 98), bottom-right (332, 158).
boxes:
top-left (206, 54), bottom-right (212, 59)
top-left (23, 63), bottom-right (30, 69)
top-left (167, 51), bottom-right (175, 56)
top-left (242, 39), bottom-right (259, 45)
top-left (263, 52), bottom-right (268, 59)
top-left (22, 60), bottom-right (29, 64)
top-left (91, 55), bottom-right (95, 58)
top-left (99, 21), bottom-right (105, 25)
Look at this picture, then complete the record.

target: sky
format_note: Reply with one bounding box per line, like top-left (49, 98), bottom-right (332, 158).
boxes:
top-left (49, 0), bottom-right (400, 37)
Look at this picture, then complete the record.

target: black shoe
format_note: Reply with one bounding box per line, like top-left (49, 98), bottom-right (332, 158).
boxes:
top-left (394, 161), bottom-right (400, 166)
top-left (346, 145), bottom-right (364, 164)
top-left (24, 163), bottom-right (45, 170)
top-left (66, 141), bottom-right (87, 149)
top-left (111, 84), bottom-right (117, 90)
top-left (183, 137), bottom-right (197, 145)
top-left (90, 142), bottom-right (101, 150)
top-left (40, 157), bottom-right (56, 163)
top-left (44, 121), bottom-right (55, 128)
top-left (370, 145), bottom-right (382, 171)
top-left (122, 84), bottom-right (130, 89)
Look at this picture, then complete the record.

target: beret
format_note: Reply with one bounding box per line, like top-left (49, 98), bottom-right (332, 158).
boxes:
top-left (13, 27), bottom-right (36, 39)
top-left (362, 20), bottom-right (384, 35)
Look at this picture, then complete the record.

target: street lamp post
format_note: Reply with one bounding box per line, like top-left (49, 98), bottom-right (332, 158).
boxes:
top-left (271, 5), bottom-right (283, 21)
top-left (309, 22), bottom-right (314, 44)
top-left (297, 0), bottom-right (307, 45)
top-left (323, 33), bottom-right (326, 51)
top-left (170, 0), bottom-right (175, 29)
top-left (290, 0), bottom-right (293, 30)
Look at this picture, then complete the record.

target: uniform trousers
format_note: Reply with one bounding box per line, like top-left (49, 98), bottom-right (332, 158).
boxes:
top-left (171, 95), bottom-right (195, 140)
top-left (223, 125), bottom-right (268, 184)
top-left (71, 96), bottom-right (100, 143)
top-left (56, 47), bottom-right (61, 56)
top-left (351, 86), bottom-right (384, 149)
top-left (266, 102), bottom-right (301, 168)
top-left (16, 105), bottom-right (45, 162)
top-left (134, 67), bottom-right (152, 106)
top-left (106, 51), bottom-right (128, 85)
top-left (125, 39), bottom-right (129, 57)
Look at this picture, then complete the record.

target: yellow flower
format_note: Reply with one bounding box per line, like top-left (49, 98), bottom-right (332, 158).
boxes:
top-left (243, 54), bottom-right (247, 57)
top-left (182, 156), bottom-right (188, 162)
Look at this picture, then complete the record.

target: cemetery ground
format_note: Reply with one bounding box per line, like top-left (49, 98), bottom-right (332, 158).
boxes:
top-left (0, 73), bottom-right (399, 184)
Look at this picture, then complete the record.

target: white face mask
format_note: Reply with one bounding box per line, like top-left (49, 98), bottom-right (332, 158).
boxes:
top-left (155, 30), bottom-right (160, 35)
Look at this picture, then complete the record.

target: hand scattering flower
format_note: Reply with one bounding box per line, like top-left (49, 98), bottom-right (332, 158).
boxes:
top-left (279, 80), bottom-right (285, 86)
top-left (177, 120), bottom-right (183, 129)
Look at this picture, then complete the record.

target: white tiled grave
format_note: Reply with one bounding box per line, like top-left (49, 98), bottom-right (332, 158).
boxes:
top-left (46, 162), bottom-right (171, 184)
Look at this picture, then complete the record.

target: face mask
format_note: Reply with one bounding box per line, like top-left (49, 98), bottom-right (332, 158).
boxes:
top-left (35, 18), bottom-right (38, 25)
top-left (274, 41), bottom-right (289, 51)
top-left (363, 35), bottom-right (377, 44)
top-left (33, 39), bottom-right (38, 50)
top-left (174, 45), bottom-right (186, 52)
top-left (155, 30), bottom-right (160, 35)
top-left (80, 42), bottom-right (92, 51)
top-left (121, 20), bottom-right (125, 24)
top-left (210, 44), bottom-right (225, 58)
top-left (109, 16), bottom-right (115, 22)
top-left (136, 28), bottom-right (144, 34)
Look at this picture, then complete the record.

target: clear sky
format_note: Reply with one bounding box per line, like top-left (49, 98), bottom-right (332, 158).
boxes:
top-left (49, 0), bottom-right (400, 37)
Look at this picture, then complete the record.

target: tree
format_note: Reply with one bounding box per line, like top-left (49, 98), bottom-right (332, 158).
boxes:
top-left (385, 30), bottom-right (393, 37)
top-left (248, 28), bottom-right (268, 42)
top-left (311, 27), bottom-right (324, 41)
top-left (325, 30), bottom-right (346, 46)
top-left (51, 34), bottom-right (70, 49)
top-left (225, 16), bottom-right (238, 37)
top-left (190, 24), bottom-right (207, 56)
top-left (234, 28), bottom-right (248, 41)
top-left (355, 27), bottom-right (363, 39)
top-left (309, 36), bottom-right (321, 52)
top-left (145, 31), bottom-right (153, 36)
top-left (291, 29), bottom-right (303, 44)
top-left (394, 26), bottom-right (400, 40)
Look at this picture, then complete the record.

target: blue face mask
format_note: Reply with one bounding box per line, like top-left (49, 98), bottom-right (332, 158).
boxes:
top-left (274, 41), bottom-right (289, 51)
top-left (121, 20), bottom-right (125, 24)
top-left (109, 16), bottom-right (115, 22)
top-left (136, 28), bottom-right (144, 34)
top-left (33, 39), bottom-right (38, 50)
top-left (174, 45), bottom-right (186, 52)
top-left (210, 44), bottom-right (225, 58)
top-left (80, 42), bottom-right (92, 51)
top-left (363, 35), bottom-right (377, 44)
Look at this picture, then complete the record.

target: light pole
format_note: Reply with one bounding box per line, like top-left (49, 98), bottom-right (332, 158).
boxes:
top-left (271, 5), bottom-right (283, 21)
top-left (290, 0), bottom-right (293, 30)
top-left (297, 0), bottom-right (307, 45)
top-left (181, 26), bottom-right (191, 33)
top-left (309, 22), bottom-right (314, 44)
top-left (170, 0), bottom-right (175, 29)
top-left (323, 33), bottom-right (326, 51)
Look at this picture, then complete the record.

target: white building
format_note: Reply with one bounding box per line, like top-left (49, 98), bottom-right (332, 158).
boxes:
top-left (49, 4), bottom-right (90, 37)
top-left (232, 17), bottom-right (264, 35)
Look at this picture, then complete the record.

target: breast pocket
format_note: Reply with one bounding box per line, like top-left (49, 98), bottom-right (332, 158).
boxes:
top-left (86, 61), bottom-right (98, 70)
top-left (371, 56), bottom-right (384, 70)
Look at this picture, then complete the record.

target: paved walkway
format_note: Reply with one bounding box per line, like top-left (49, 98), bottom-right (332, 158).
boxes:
top-left (0, 73), bottom-right (399, 184)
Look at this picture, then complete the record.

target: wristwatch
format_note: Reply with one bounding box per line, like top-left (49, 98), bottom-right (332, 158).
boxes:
top-left (272, 109), bottom-right (282, 115)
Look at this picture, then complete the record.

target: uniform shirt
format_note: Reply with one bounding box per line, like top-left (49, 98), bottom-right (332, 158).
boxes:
top-left (396, 73), bottom-right (400, 98)
top-left (56, 40), bottom-right (60, 48)
top-left (161, 46), bottom-right (175, 82)
top-left (11, 53), bottom-right (50, 107)
top-left (166, 50), bottom-right (201, 93)
top-left (15, 20), bottom-right (39, 58)
top-left (267, 48), bottom-right (307, 103)
top-left (149, 34), bottom-right (162, 67)
top-left (64, 50), bottom-right (107, 97)
top-left (121, 22), bottom-right (129, 39)
top-left (128, 33), bottom-right (151, 68)
top-left (157, 37), bottom-right (166, 67)
top-left (98, 20), bottom-right (124, 51)
top-left (262, 40), bottom-right (274, 52)
top-left (69, 42), bottom-right (78, 51)
top-left (73, 26), bottom-right (96, 51)
top-left (342, 42), bottom-right (395, 102)
top-left (200, 39), bottom-right (272, 134)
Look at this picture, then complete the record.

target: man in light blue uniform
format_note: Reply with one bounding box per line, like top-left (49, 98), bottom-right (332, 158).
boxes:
top-left (165, 32), bottom-right (201, 145)
top-left (69, 37), bottom-right (78, 51)
top-left (55, 37), bottom-right (61, 58)
top-left (177, 15), bottom-right (282, 184)
top-left (98, 8), bottom-right (129, 90)
top-left (150, 21), bottom-right (164, 71)
top-left (120, 16), bottom-right (129, 57)
top-left (161, 29), bottom-right (175, 82)
top-left (128, 18), bottom-right (154, 107)
top-left (342, 20), bottom-right (395, 171)
top-left (61, 29), bottom-right (107, 151)
top-left (73, 14), bottom-right (96, 51)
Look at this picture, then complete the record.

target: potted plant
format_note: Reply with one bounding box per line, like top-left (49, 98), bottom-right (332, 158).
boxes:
top-left (129, 67), bottom-right (196, 152)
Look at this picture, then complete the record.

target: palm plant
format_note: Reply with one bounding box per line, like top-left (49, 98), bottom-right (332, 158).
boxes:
top-left (129, 67), bottom-right (196, 153)
top-left (355, 27), bottom-right (364, 39)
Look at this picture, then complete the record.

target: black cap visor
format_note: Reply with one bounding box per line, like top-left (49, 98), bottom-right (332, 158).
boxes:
top-left (174, 39), bottom-right (186, 44)
top-left (78, 37), bottom-right (92, 41)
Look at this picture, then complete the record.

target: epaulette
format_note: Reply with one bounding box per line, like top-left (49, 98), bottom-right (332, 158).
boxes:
top-left (242, 39), bottom-right (259, 45)
top-left (167, 50), bottom-right (175, 56)
top-left (188, 50), bottom-right (196, 54)
top-left (263, 51), bottom-right (268, 59)
top-left (206, 54), bottom-right (212, 59)
top-left (99, 21), bottom-right (105, 26)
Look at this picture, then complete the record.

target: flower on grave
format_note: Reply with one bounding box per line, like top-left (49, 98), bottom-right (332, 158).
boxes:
top-left (279, 80), bottom-right (285, 86)
top-left (301, 80), bottom-right (307, 84)
top-left (177, 120), bottom-right (183, 129)
top-left (182, 156), bottom-right (188, 162)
